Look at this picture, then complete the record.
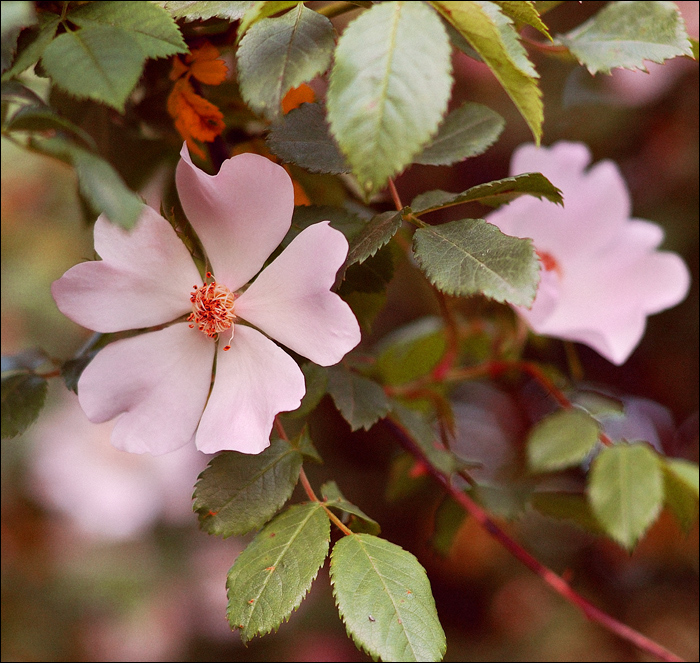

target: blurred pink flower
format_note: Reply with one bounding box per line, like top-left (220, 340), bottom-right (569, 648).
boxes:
top-left (486, 142), bottom-right (690, 365)
top-left (52, 145), bottom-right (360, 455)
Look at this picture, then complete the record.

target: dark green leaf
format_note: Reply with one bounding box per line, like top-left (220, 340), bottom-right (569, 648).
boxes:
top-left (193, 439), bottom-right (302, 537)
top-left (286, 363), bottom-right (328, 419)
top-left (285, 204), bottom-right (365, 247)
top-left (1, 79), bottom-right (45, 106)
top-left (7, 104), bottom-right (97, 149)
top-left (1, 0), bottom-right (36, 72)
top-left (327, 1), bottom-right (453, 195)
top-left (330, 533), bottom-right (446, 662)
top-left (345, 210), bottom-right (404, 268)
top-left (2, 13), bottom-right (60, 80)
top-left (1, 372), bottom-right (48, 439)
top-left (432, 495), bottom-right (466, 556)
top-left (588, 443), bottom-right (664, 550)
top-left (411, 173), bottom-right (562, 215)
top-left (321, 481), bottom-right (380, 535)
top-left (159, 1), bottom-right (256, 22)
top-left (557, 0), bottom-right (693, 75)
top-left (227, 503), bottom-right (330, 642)
top-left (432, 0), bottom-right (543, 144)
top-left (473, 484), bottom-right (532, 520)
top-left (412, 218), bottom-right (540, 306)
top-left (290, 425), bottom-right (323, 463)
top-left (414, 102), bottom-right (505, 166)
top-left (662, 458), bottom-right (699, 532)
top-left (267, 102), bottom-right (350, 174)
top-left (494, 1), bottom-right (551, 40)
top-left (340, 244), bottom-right (395, 294)
top-left (60, 354), bottom-right (95, 394)
top-left (238, 4), bottom-right (335, 120)
top-left (530, 491), bottom-right (605, 534)
top-left (343, 291), bottom-right (387, 335)
top-left (527, 408), bottom-right (600, 472)
top-left (327, 366), bottom-right (390, 432)
top-left (377, 317), bottom-right (446, 386)
top-left (41, 25), bottom-right (146, 112)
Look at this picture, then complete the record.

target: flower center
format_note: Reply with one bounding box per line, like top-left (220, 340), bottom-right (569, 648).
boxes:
top-left (536, 250), bottom-right (563, 278)
top-left (188, 272), bottom-right (236, 350)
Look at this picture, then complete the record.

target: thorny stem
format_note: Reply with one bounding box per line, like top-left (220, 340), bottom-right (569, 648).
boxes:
top-left (274, 417), bottom-right (354, 536)
top-left (385, 417), bottom-right (686, 663)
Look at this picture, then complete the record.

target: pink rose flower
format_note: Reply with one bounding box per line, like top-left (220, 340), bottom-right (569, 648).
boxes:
top-left (485, 141), bottom-right (690, 365)
top-left (52, 146), bottom-right (361, 455)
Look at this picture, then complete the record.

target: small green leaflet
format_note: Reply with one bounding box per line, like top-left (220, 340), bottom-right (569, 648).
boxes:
top-left (2, 13), bottom-right (60, 80)
top-left (529, 491), bottom-right (605, 534)
top-left (321, 481), bottom-right (381, 535)
top-left (527, 408), bottom-right (600, 473)
top-left (494, 1), bottom-right (552, 41)
top-left (193, 439), bottom-right (302, 537)
top-left (432, 495), bottom-right (466, 556)
top-left (432, 0), bottom-right (543, 144)
top-left (661, 458), bottom-right (699, 533)
top-left (330, 533), bottom-right (446, 662)
top-left (327, 366), bottom-right (390, 432)
top-left (7, 104), bottom-right (97, 150)
top-left (588, 443), bottom-right (664, 550)
top-left (557, 0), bottom-right (693, 75)
top-left (1, 372), bottom-right (48, 439)
top-left (412, 218), bottom-right (540, 307)
top-left (414, 102), bottom-right (505, 166)
top-left (410, 173), bottom-right (563, 215)
top-left (327, 1), bottom-right (453, 195)
top-left (227, 503), bottom-right (330, 643)
top-left (286, 363), bottom-right (328, 420)
top-left (237, 5), bottom-right (335, 120)
top-left (158, 1), bottom-right (256, 21)
top-left (345, 210), bottom-right (404, 268)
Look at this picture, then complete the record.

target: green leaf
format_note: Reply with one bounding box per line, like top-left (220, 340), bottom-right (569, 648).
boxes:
top-left (7, 104), bottom-right (97, 149)
top-left (377, 317), bottom-right (446, 386)
top-left (327, 1), bottom-right (453, 195)
top-left (570, 390), bottom-right (625, 419)
top-left (327, 366), bottom-right (390, 432)
top-left (494, 1), bottom-right (551, 40)
top-left (662, 459), bottom-right (699, 532)
top-left (69, 1), bottom-right (186, 60)
top-left (432, 0), bottom-right (543, 144)
top-left (41, 25), bottom-right (145, 112)
top-left (159, 1), bottom-right (256, 22)
top-left (473, 484), bottom-right (532, 520)
top-left (412, 218), bottom-right (540, 306)
top-left (410, 173), bottom-right (562, 215)
top-left (193, 439), bottom-right (302, 537)
top-left (413, 102), bottom-right (505, 166)
top-left (29, 136), bottom-right (144, 229)
top-left (286, 362), bottom-right (328, 419)
top-left (290, 425), bottom-right (323, 463)
top-left (227, 503), bottom-right (330, 642)
top-left (1, 79), bottom-right (45, 106)
top-left (321, 481), bottom-right (381, 535)
top-left (330, 533), bottom-right (446, 662)
top-left (267, 102), bottom-right (350, 174)
top-left (285, 204), bottom-right (365, 247)
top-left (343, 291), bottom-right (387, 335)
top-left (527, 408), bottom-right (600, 472)
top-left (2, 13), bottom-right (60, 80)
top-left (1, 372), bottom-right (48, 439)
top-left (345, 210), bottom-right (404, 268)
top-left (690, 37), bottom-right (699, 61)
top-left (530, 491), bottom-right (605, 534)
top-left (238, 4), bottom-right (335, 120)
top-left (238, 1), bottom-right (304, 41)
top-left (432, 495), bottom-right (466, 556)
top-left (557, 0), bottom-right (692, 75)
top-left (588, 443), bottom-right (664, 550)
top-left (1, 0), bottom-right (36, 71)
top-left (340, 244), bottom-right (395, 294)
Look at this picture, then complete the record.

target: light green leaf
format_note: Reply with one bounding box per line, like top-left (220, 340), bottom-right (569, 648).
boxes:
top-left (321, 481), bottom-right (380, 535)
top-left (69, 1), bottom-right (186, 60)
top-left (327, 366), bottom-right (390, 432)
top-left (557, 0), bottom-right (692, 75)
top-left (41, 25), bottom-right (145, 112)
top-left (412, 218), bottom-right (540, 306)
top-left (1, 0), bottom-right (37, 72)
top-left (494, 1), bottom-right (551, 40)
top-left (2, 13), bottom-right (60, 80)
top-left (267, 102), bottom-right (350, 174)
top-left (530, 491), bottom-right (605, 534)
top-left (327, 1), bottom-right (453, 195)
top-left (193, 439), bottom-right (302, 537)
top-left (570, 390), bottom-right (625, 419)
top-left (227, 503), bottom-right (330, 642)
top-left (29, 136), bottom-right (144, 229)
top-left (472, 484), bottom-right (532, 520)
top-left (527, 408), bottom-right (600, 472)
top-left (410, 173), bottom-right (562, 215)
top-left (159, 0), bottom-right (256, 22)
top-left (377, 317), bottom-right (446, 386)
top-left (588, 443), bottom-right (664, 550)
top-left (238, 4), bottom-right (335, 120)
top-left (330, 533), bottom-right (446, 662)
top-left (414, 102), bottom-right (505, 166)
top-left (432, 0), bottom-right (543, 144)
top-left (238, 1), bottom-right (304, 40)
top-left (690, 37), bottom-right (699, 60)
top-left (1, 372), bottom-right (47, 439)
top-left (662, 458), bottom-right (699, 532)
top-left (346, 210), bottom-right (404, 268)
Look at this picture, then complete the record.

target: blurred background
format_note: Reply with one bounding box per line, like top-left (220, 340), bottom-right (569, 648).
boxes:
top-left (2, 2), bottom-right (698, 661)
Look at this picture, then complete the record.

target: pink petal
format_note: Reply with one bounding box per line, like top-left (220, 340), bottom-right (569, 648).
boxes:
top-left (52, 207), bottom-right (201, 332)
top-left (195, 326), bottom-right (305, 454)
top-left (176, 145), bottom-right (294, 292)
top-left (235, 222), bottom-right (361, 366)
top-left (78, 323), bottom-right (215, 454)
